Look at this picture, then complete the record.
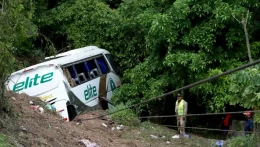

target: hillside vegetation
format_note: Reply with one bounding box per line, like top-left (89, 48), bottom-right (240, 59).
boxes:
top-left (1, 0), bottom-right (260, 142)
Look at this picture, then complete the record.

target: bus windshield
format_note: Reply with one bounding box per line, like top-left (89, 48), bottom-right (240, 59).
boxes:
top-left (105, 54), bottom-right (118, 74)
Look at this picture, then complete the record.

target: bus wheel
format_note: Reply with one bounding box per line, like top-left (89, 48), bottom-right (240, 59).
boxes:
top-left (99, 97), bottom-right (108, 110)
top-left (67, 105), bottom-right (77, 121)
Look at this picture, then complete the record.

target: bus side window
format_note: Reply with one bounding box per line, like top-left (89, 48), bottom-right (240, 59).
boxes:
top-left (86, 59), bottom-right (100, 78)
top-left (96, 56), bottom-right (109, 74)
top-left (67, 66), bottom-right (76, 78)
top-left (74, 62), bottom-right (90, 83)
top-left (62, 68), bottom-right (75, 87)
top-left (67, 66), bottom-right (80, 86)
top-left (61, 55), bottom-right (111, 88)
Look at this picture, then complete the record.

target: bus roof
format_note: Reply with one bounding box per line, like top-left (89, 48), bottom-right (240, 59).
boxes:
top-left (10, 46), bottom-right (110, 76)
top-left (45, 46), bottom-right (101, 60)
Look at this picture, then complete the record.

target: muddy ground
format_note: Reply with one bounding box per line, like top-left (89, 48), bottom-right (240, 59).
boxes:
top-left (0, 92), bottom-right (217, 147)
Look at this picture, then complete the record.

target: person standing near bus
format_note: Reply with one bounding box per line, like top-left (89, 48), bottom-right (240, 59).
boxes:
top-left (243, 111), bottom-right (254, 134)
top-left (219, 114), bottom-right (233, 140)
top-left (175, 93), bottom-right (188, 135)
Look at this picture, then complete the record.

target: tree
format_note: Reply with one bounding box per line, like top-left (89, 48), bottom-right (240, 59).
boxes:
top-left (112, 0), bottom-right (260, 116)
top-left (4, 0), bottom-right (260, 121)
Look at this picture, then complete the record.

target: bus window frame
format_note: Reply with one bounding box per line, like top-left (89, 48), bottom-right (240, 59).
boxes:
top-left (61, 54), bottom-right (112, 88)
top-left (104, 53), bottom-right (117, 74)
top-left (96, 55), bottom-right (111, 74)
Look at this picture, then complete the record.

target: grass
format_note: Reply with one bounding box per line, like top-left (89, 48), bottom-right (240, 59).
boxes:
top-left (118, 121), bottom-right (218, 147)
top-left (107, 103), bottom-right (222, 146)
top-left (0, 134), bottom-right (12, 147)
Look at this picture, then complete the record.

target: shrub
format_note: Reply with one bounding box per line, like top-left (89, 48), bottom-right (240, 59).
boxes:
top-left (109, 102), bottom-right (141, 126)
top-left (0, 49), bottom-right (17, 115)
top-left (226, 135), bottom-right (258, 147)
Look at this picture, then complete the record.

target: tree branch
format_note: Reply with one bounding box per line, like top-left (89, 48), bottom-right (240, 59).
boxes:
top-left (232, 14), bottom-right (241, 23)
top-left (245, 9), bottom-right (249, 25)
top-left (233, 10), bottom-right (252, 63)
top-left (241, 12), bottom-right (252, 63)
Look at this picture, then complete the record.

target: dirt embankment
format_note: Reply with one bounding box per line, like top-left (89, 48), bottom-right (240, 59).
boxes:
top-left (0, 92), bottom-right (142, 147)
top-left (0, 91), bottom-right (218, 147)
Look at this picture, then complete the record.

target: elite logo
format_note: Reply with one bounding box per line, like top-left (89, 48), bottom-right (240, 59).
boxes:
top-left (84, 84), bottom-right (97, 101)
top-left (109, 78), bottom-right (116, 92)
top-left (13, 72), bottom-right (54, 92)
top-left (83, 78), bottom-right (117, 101)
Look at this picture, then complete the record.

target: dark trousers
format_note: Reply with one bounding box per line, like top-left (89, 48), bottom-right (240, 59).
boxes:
top-left (220, 125), bottom-right (229, 140)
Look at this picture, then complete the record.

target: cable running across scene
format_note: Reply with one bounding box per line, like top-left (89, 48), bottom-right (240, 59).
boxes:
top-left (80, 59), bottom-right (260, 121)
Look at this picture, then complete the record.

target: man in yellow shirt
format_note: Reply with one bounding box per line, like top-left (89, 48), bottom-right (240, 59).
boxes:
top-left (175, 93), bottom-right (188, 135)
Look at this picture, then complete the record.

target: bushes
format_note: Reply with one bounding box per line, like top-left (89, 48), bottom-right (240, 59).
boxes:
top-left (0, 134), bottom-right (12, 147)
top-left (226, 135), bottom-right (259, 147)
top-left (109, 103), bottom-right (141, 126)
top-left (0, 49), bottom-right (17, 114)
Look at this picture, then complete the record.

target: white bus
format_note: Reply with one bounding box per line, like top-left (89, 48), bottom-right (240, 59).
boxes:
top-left (5, 46), bottom-right (121, 121)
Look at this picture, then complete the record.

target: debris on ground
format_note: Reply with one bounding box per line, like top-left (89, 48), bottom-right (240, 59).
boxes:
top-left (116, 125), bottom-right (124, 130)
top-left (216, 140), bottom-right (224, 147)
top-left (79, 139), bottom-right (100, 147)
top-left (183, 134), bottom-right (191, 138)
top-left (20, 126), bottom-right (27, 132)
top-left (111, 127), bottom-right (115, 131)
top-left (30, 105), bottom-right (44, 113)
top-left (45, 103), bottom-right (56, 111)
top-left (150, 135), bottom-right (158, 139)
top-left (102, 123), bottom-right (108, 128)
top-left (172, 135), bottom-right (180, 139)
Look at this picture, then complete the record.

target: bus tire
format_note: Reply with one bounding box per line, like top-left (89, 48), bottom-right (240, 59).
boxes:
top-left (99, 98), bottom-right (108, 110)
top-left (67, 105), bottom-right (77, 121)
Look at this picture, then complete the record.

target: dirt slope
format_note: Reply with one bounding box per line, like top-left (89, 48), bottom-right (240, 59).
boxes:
top-left (0, 92), bottom-right (217, 147)
top-left (1, 92), bottom-right (144, 147)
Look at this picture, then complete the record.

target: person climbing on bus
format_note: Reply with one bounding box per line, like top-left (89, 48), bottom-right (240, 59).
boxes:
top-left (243, 111), bottom-right (254, 134)
top-left (175, 93), bottom-right (188, 136)
top-left (219, 114), bottom-right (233, 140)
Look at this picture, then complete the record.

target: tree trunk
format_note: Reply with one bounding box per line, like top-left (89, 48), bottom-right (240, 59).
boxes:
top-left (242, 16), bottom-right (252, 63)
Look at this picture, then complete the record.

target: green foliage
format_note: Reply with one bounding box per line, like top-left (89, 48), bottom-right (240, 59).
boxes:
top-left (226, 65), bottom-right (260, 123)
top-left (0, 49), bottom-right (16, 81)
top-left (0, 49), bottom-right (17, 114)
top-left (0, 134), bottom-right (11, 147)
top-left (0, 0), bottom-right (38, 56)
top-left (112, 56), bottom-right (171, 115)
top-left (228, 65), bottom-right (260, 109)
top-left (109, 103), bottom-right (141, 126)
top-left (226, 135), bottom-right (258, 147)
top-left (2, 0), bottom-right (260, 122)
top-left (110, 0), bottom-right (260, 114)
top-left (0, 0), bottom-right (37, 113)
top-left (253, 112), bottom-right (260, 123)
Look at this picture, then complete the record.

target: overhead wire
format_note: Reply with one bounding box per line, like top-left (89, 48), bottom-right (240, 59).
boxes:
top-left (133, 110), bottom-right (260, 119)
top-left (102, 110), bottom-right (260, 122)
top-left (81, 58), bottom-right (260, 121)
top-left (162, 125), bottom-right (260, 134)
top-left (103, 111), bottom-right (260, 135)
